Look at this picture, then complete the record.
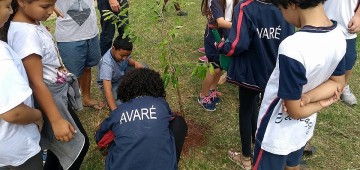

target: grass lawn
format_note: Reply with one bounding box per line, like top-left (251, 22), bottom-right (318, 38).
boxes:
top-left (44, 0), bottom-right (360, 169)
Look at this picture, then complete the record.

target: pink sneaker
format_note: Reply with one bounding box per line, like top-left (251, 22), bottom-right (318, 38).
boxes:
top-left (199, 56), bottom-right (208, 62)
top-left (198, 47), bottom-right (205, 53)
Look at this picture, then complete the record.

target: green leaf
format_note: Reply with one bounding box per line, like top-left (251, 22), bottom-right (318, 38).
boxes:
top-left (102, 11), bottom-right (114, 17)
top-left (158, 39), bottom-right (169, 48)
top-left (163, 73), bottom-right (170, 88)
top-left (209, 63), bottom-right (214, 74)
top-left (104, 15), bottom-right (113, 21)
top-left (164, 64), bottom-right (169, 75)
top-left (191, 65), bottom-right (199, 77)
top-left (171, 74), bottom-right (178, 89)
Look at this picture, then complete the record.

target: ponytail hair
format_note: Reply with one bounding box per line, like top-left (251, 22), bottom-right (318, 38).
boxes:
top-left (201, 0), bottom-right (209, 16)
top-left (1, 0), bottom-right (19, 42)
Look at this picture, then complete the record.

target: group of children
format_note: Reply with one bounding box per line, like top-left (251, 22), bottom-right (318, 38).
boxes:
top-left (1, 0), bottom-right (359, 169)
top-left (197, 0), bottom-right (359, 169)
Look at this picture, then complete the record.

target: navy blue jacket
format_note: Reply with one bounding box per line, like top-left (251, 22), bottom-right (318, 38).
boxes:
top-left (95, 96), bottom-right (177, 170)
top-left (220, 0), bottom-right (294, 91)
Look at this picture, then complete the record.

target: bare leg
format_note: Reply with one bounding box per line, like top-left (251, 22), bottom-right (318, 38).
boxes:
top-left (345, 70), bottom-right (352, 84)
top-left (79, 67), bottom-right (102, 109)
top-left (285, 165), bottom-right (300, 170)
top-left (200, 68), bottom-right (221, 96)
top-left (210, 69), bottom-right (223, 90)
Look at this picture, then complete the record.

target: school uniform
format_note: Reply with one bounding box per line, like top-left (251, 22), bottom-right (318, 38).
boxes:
top-left (254, 21), bottom-right (346, 169)
top-left (204, 0), bottom-right (233, 68)
top-left (218, 0), bottom-right (294, 158)
top-left (96, 96), bottom-right (178, 170)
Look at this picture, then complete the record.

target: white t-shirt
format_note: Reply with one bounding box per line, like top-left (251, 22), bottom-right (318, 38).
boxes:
top-left (8, 22), bottom-right (64, 84)
top-left (224, 0), bottom-right (234, 21)
top-left (324, 0), bottom-right (358, 39)
top-left (0, 41), bottom-right (41, 167)
top-left (257, 23), bottom-right (346, 155)
top-left (208, 0), bottom-right (233, 21)
top-left (55, 0), bottom-right (99, 42)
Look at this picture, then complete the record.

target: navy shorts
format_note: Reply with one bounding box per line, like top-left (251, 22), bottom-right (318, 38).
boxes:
top-left (57, 35), bottom-right (102, 77)
top-left (204, 27), bottom-right (222, 70)
top-left (345, 38), bottom-right (357, 70)
top-left (253, 144), bottom-right (305, 169)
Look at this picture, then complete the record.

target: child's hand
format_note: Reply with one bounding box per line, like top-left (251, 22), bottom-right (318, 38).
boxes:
top-left (300, 94), bottom-right (311, 107)
top-left (34, 114), bottom-right (44, 132)
top-left (134, 62), bottom-right (144, 69)
top-left (54, 6), bottom-right (64, 18)
top-left (51, 118), bottom-right (76, 142)
top-left (318, 87), bottom-right (341, 108)
top-left (348, 14), bottom-right (360, 34)
top-left (109, 0), bottom-right (120, 13)
top-left (282, 93), bottom-right (311, 113)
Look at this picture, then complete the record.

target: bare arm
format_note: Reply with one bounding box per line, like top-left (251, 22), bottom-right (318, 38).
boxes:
top-left (300, 75), bottom-right (345, 105)
top-left (128, 58), bottom-right (144, 68)
top-left (284, 75), bottom-right (345, 119)
top-left (216, 17), bottom-right (232, 29)
top-left (0, 103), bottom-right (43, 130)
top-left (103, 80), bottom-right (117, 111)
top-left (22, 54), bottom-right (75, 142)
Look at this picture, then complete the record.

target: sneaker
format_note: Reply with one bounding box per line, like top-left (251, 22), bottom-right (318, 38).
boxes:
top-left (341, 85), bottom-right (357, 105)
top-left (209, 89), bottom-right (221, 105)
top-left (198, 95), bottom-right (216, 111)
top-left (198, 47), bottom-right (205, 53)
top-left (42, 149), bottom-right (47, 165)
top-left (199, 56), bottom-right (208, 62)
top-left (177, 11), bottom-right (188, 16)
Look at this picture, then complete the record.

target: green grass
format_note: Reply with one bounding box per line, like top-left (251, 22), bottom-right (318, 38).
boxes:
top-left (43, 0), bottom-right (360, 169)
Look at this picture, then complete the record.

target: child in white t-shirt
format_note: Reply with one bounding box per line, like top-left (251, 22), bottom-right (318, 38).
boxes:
top-left (253, 0), bottom-right (346, 169)
top-left (4, 0), bottom-right (89, 169)
top-left (0, 0), bottom-right (42, 168)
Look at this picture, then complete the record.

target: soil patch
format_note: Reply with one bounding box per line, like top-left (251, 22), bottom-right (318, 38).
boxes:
top-left (182, 119), bottom-right (208, 155)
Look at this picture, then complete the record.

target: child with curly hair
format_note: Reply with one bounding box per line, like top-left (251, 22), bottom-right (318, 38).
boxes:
top-left (96, 68), bottom-right (187, 170)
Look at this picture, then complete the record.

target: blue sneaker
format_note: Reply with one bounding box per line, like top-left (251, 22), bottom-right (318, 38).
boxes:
top-left (42, 149), bottom-right (47, 165)
top-left (209, 90), bottom-right (221, 105)
top-left (198, 95), bottom-right (216, 111)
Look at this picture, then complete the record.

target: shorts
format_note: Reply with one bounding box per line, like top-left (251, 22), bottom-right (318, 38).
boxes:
top-left (204, 27), bottom-right (222, 70)
top-left (57, 35), bottom-right (102, 77)
top-left (253, 144), bottom-right (305, 169)
top-left (344, 38), bottom-right (357, 70)
top-left (0, 151), bottom-right (42, 170)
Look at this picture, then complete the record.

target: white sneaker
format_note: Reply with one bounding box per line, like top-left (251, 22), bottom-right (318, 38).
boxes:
top-left (341, 85), bottom-right (357, 105)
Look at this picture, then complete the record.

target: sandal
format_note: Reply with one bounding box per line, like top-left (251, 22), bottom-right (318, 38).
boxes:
top-left (228, 149), bottom-right (252, 170)
top-left (83, 101), bottom-right (104, 110)
top-left (303, 143), bottom-right (316, 156)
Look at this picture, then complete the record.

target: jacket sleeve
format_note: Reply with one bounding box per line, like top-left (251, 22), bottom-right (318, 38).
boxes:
top-left (219, 2), bottom-right (252, 57)
top-left (95, 111), bottom-right (117, 143)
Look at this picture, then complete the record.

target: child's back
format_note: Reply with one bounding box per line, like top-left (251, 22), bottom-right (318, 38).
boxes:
top-left (221, 0), bottom-right (294, 90)
top-left (257, 22), bottom-right (346, 155)
top-left (97, 96), bottom-right (177, 170)
top-left (96, 68), bottom-right (180, 170)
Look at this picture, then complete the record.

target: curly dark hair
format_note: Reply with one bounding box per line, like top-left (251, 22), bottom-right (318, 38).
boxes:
top-left (117, 68), bottom-right (166, 102)
top-left (264, 0), bottom-right (327, 9)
